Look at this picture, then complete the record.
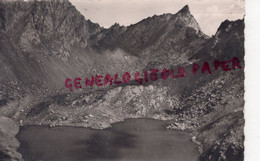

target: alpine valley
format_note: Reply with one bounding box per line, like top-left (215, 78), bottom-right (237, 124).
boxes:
top-left (0, 0), bottom-right (244, 161)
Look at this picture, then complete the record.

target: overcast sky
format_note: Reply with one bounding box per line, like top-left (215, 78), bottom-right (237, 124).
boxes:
top-left (70, 0), bottom-right (244, 36)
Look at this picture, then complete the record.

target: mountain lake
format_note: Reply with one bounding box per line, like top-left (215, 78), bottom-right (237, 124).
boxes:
top-left (17, 119), bottom-right (199, 161)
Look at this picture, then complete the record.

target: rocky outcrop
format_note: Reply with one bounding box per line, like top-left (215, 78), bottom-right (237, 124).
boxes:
top-left (0, 1), bottom-right (209, 95)
top-left (0, 116), bottom-right (23, 161)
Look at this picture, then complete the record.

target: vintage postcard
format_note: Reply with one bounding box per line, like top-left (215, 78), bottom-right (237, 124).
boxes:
top-left (0, 0), bottom-right (247, 161)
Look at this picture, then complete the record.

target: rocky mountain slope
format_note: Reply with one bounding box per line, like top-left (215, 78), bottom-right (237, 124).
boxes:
top-left (0, 0), bottom-right (244, 161)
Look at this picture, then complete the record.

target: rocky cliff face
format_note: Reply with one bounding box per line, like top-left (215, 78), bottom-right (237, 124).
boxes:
top-left (0, 0), bottom-right (244, 161)
top-left (0, 1), bottom-right (209, 94)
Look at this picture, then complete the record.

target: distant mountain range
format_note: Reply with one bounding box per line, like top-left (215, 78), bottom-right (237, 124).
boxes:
top-left (0, 0), bottom-right (244, 161)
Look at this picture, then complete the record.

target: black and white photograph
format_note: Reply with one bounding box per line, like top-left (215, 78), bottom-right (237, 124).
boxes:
top-left (0, 0), bottom-right (250, 161)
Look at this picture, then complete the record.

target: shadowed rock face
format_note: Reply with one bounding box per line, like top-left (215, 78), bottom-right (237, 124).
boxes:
top-left (0, 0), bottom-right (244, 161)
top-left (0, 1), bottom-right (209, 93)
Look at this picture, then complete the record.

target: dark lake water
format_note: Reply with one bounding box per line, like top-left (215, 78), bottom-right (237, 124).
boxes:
top-left (17, 119), bottom-right (199, 161)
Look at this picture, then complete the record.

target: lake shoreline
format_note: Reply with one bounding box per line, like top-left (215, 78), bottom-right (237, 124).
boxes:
top-left (16, 118), bottom-right (200, 161)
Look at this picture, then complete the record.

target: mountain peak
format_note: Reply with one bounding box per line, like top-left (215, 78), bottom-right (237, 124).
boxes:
top-left (174, 5), bottom-right (202, 32)
top-left (111, 23), bottom-right (121, 28)
top-left (177, 5), bottom-right (190, 14)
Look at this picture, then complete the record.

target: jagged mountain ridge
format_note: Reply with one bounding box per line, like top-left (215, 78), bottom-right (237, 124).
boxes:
top-left (0, 1), bottom-right (244, 161)
top-left (92, 5), bottom-right (207, 54)
top-left (0, 0), bottom-right (210, 96)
